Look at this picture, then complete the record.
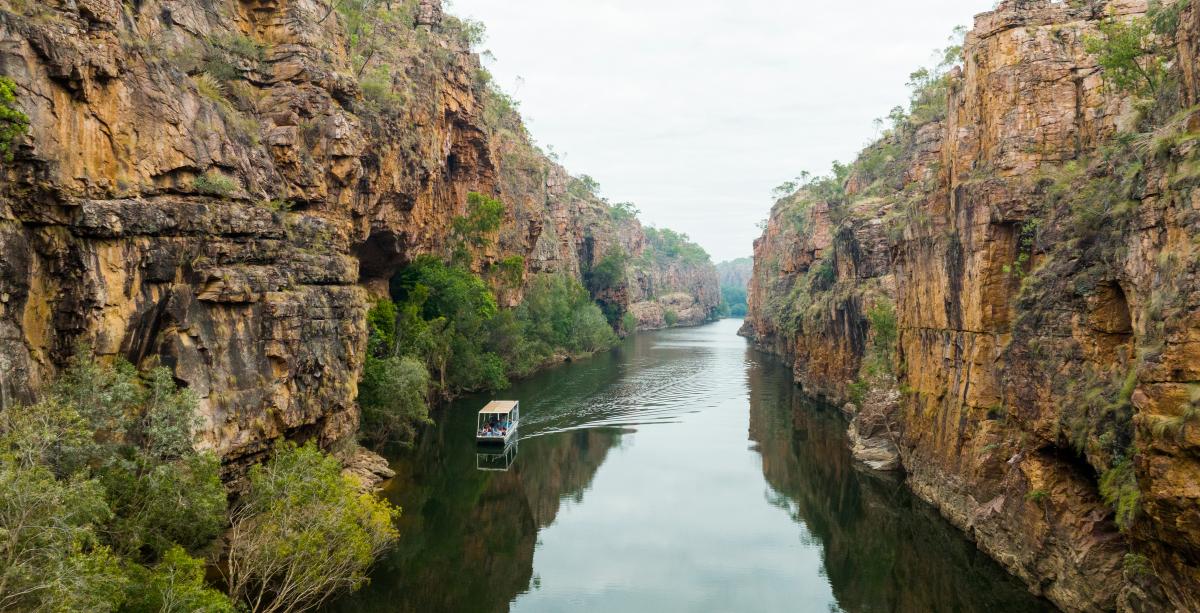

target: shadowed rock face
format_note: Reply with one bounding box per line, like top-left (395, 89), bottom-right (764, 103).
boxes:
top-left (0, 0), bottom-right (715, 476)
top-left (744, 0), bottom-right (1200, 610)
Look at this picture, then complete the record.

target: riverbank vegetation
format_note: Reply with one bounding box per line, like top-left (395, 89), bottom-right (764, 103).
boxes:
top-left (359, 258), bottom-right (618, 448)
top-left (356, 190), bottom-right (624, 449)
top-left (0, 350), bottom-right (398, 612)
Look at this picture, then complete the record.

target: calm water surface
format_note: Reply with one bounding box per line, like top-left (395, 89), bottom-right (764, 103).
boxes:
top-left (330, 319), bottom-right (1054, 613)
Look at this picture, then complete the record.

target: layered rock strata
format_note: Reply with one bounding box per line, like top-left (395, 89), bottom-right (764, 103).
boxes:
top-left (743, 0), bottom-right (1200, 610)
top-left (0, 0), bottom-right (716, 476)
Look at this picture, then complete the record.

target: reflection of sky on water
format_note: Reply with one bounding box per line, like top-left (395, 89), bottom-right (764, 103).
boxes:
top-left (331, 319), bottom-right (1053, 613)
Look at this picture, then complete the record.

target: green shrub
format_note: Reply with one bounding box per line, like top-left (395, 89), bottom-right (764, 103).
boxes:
top-left (359, 355), bottom-right (431, 447)
top-left (568, 174), bottom-right (601, 199)
top-left (1100, 456), bottom-right (1141, 531)
top-left (193, 171), bottom-right (238, 197)
top-left (0, 463), bottom-right (125, 612)
top-left (1084, 8), bottom-right (1174, 97)
top-left (495, 254), bottom-right (525, 287)
top-left (518, 273), bottom-right (617, 355)
top-left (643, 227), bottom-right (711, 265)
top-left (609, 201), bottom-right (639, 221)
top-left (720, 285), bottom-right (748, 318)
top-left (867, 300), bottom-right (898, 356)
top-left (0, 351), bottom-right (230, 610)
top-left (0, 76), bottom-right (29, 162)
top-left (622, 311), bottom-right (639, 334)
top-left (225, 443), bottom-right (400, 613)
top-left (124, 546), bottom-right (235, 613)
top-left (848, 380), bottom-right (868, 406)
top-left (664, 310), bottom-right (679, 327)
top-left (451, 192), bottom-right (505, 263)
top-left (367, 298), bottom-right (399, 358)
top-left (391, 256), bottom-right (504, 393)
top-left (587, 248), bottom-right (628, 296)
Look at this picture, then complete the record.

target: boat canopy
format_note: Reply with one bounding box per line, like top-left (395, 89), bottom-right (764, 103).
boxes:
top-left (478, 400), bottom-right (518, 415)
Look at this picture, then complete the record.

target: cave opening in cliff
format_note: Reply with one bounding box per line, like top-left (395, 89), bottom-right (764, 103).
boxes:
top-left (1035, 442), bottom-right (1101, 487)
top-left (354, 229), bottom-right (409, 285)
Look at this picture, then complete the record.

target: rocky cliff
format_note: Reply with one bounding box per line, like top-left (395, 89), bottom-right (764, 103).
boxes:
top-left (743, 0), bottom-right (1200, 610)
top-left (0, 0), bottom-right (716, 476)
top-left (626, 228), bottom-right (721, 329)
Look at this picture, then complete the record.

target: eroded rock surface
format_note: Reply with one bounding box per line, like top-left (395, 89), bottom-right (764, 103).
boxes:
top-left (744, 1), bottom-right (1200, 610)
top-left (0, 0), bottom-right (716, 477)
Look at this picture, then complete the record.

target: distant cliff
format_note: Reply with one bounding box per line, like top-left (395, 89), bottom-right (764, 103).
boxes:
top-left (0, 0), bottom-right (715, 475)
top-left (743, 0), bottom-right (1200, 610)
top-left (716, 257), bottom-right (752, 317)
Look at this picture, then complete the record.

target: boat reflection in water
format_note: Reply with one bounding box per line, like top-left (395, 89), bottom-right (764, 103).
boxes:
top-left (476, 439), bottom-right (519, 472)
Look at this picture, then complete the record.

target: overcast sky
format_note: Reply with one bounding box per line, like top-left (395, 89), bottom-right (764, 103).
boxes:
top-left (448, 0), bottom-right (997, 262)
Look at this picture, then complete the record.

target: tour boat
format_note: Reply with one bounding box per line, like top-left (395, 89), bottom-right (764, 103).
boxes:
top-left (476, 400), bottom-right (520, 445)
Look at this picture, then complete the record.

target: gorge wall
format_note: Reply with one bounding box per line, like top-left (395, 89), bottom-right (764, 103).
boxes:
top-left (0, 0), bottom-right (716, 476)
top-left (743, 0), bottom-right (1200, 610)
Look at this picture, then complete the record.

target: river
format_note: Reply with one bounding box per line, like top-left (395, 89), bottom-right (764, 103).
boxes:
top-left (329, 319), bottom-right (1055, 613)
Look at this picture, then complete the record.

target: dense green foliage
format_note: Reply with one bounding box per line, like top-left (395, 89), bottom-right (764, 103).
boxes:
top-left (718, 285), bottom-right (748, 318)
top-left (452, 192), bottom-right (506, 264)
top-left (642, 227), bottom-right (710, 265)
top-left (586, 248), bottom-right (629, 297)
top-left (193, 171), bottom-right (238, 197)
top-left (1085, 2), bottom-right (1181, 97)
top-left (2, 351), bottom-right (402, 611)
top-left (359, 257), bottom-right (618, 447)
top-left (0, 351), bottom-right (231, 611)
top-left (516, 274), bottom-right (618, 361)
top-left (125, 546), bottom-right (235, 613)
top-left (608, 201), bottom-right (640, 221)
top-left (359, 354), bottom-right (432, 447)
top-left (1099, 456), bottom-right (1141, 532)
top-left (0, 76), bottom-right (28, 162)
top-left (392, 256), bottom-right (506, 393)
top-left (226, 443), bottom-right (400, 613)
top-left (664, 310), bottom-right (679, 327)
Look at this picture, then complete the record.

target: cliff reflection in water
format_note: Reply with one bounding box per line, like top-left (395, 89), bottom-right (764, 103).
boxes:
top-left (328, 352), bottom-right (629, 613)
top-left (329, 323), bottom-right (1053, 613)
top-left (745, 348), bottom-right (1054, 613)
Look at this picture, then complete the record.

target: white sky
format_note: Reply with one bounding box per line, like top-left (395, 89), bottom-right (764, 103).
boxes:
top-left (448, 0), bottom-right (997, 262)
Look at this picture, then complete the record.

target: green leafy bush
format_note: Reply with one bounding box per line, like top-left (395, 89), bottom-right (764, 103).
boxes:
top-left (124, 546), bottom-right (235, 613)
top-left (1084, 5), bottom-right (1176, 97)
top-left (867, 300), bottom-right (898, 357)
top-left (0, 351), bottom-right (233, 611)
top-left (225, 442), bottom-right (400, 613)
top-left (0, 76), bottom-right (29, 162)
top-left (193, 171), bottom-right (238, 197)
top-left (518, 273), bottom-right (617, 356)
top-left (664, 310), bottom-right (679, 327)
top-left (0, 463), bottom-right (124, 612)
top-left (359, 355), bottom-right (432, 447)
top-left (622, 311), bottom-right (639, 335)
top-left (643, 227), bottom-right (711, 265)
top-left (1100, 456), bottom-right (1141, 531)
top-left (609, 201), bottom-right (640, 221)
top-left (452, 192), bottom-right (506, 263)
top-left (587, 248), bottom-right (628, 296)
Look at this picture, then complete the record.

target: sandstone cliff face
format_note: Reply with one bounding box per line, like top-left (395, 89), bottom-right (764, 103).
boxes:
top-left (0, 0), bottom-right (715, 475)
top-left (627, 247), bottom-right (721, 329)
top-left (744, 0), bottom-right (1200, 610)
